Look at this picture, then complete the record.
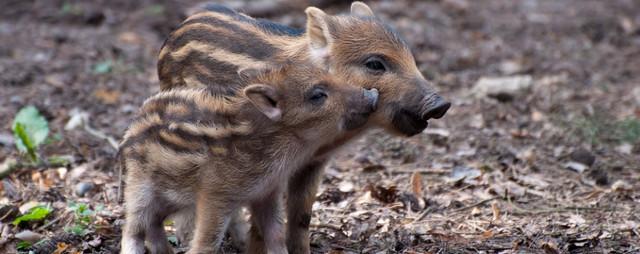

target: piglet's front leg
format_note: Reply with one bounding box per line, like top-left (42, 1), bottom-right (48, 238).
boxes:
top-left (187, 193), bottom-right (235, 254)
top-left (286, 159), bottom-right (326, 254)
top-left (247, 188), bottom-right (287, 254)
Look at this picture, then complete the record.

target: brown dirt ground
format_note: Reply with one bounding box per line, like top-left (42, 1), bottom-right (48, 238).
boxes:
top-left (0, 0), bottom-right (639, 253)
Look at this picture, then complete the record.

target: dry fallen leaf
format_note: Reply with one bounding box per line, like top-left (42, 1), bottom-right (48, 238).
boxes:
top-left (471, 207), bottom-right (481, 216)
top-left (491, 201), bottom-right (501, 221)
top-left (367, 184), bottom-right (398, 204)
top-left (541, 240), bottom-right (560, 254)
top-left (118, 31), bottom-right (143, 44)
top-left (410, 171), bottom-right (423, 199)
top-left (52, 242), bottom-right (69, 254)
top-left (93, 88), bottom-right (121, 104)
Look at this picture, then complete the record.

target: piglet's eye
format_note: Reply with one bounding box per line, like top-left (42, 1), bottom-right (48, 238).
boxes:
top-left (307, 87), bottom-right (328, 106)
top-left (364, 56), bottom-right (387, 74)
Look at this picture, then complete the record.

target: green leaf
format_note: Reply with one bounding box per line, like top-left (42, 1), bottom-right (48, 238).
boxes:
top-left (617, 118), bottom-right (640, 143)
top-left (167, 235), bottom-right (178, 246)
top-left (44, 132), bottom-right (62, 145)
top-left (144, 5), bottom-right (165, 15)
top-left (65, 224), bottom-right (88, 236)
top-left (16, 241), bottom-right (32, 250)
top-left (12, 106), bottom-right (49, 161)
top-left (14, 123), bottom-right (37, 162)
top-left (93, 60), bottom-right (112, 74)
top-left (12, 206), bottom-right (52, 226)
top-left (47, 155), bottom-right (71, 167)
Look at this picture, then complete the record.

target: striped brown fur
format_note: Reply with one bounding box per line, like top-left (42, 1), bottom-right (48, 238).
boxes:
top-left (156, 2), bottom-right (451, 253)
top-left (120, 63), bottom-right (378, 254)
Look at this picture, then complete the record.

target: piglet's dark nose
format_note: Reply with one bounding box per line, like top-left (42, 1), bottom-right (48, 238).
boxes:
top-left (422, 97), bottom-right (451, 120)
top-left (363, 88), bottom-right (379, 112)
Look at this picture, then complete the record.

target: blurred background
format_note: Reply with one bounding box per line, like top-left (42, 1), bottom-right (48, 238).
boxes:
top-left (0, 0), bottom-right (638, 253)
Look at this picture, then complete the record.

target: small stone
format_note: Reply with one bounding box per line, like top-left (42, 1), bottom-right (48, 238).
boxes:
top-left (472, 75), bottom-right (533, 102)
top-left (565, 162), bottom-right (588, 173)
top-left (569, 148), bottom-right (596, 167)
top-left (75, 182), bottom-right (94, 197)
top-left (15, 230), bottom-right (43, 243)
top-left (611, 180), bottom-right (632, 192)
top-left (499, 60), bottom-right (524, 75)
top-left (338, 181), bottom-right (355, 193)
top-left (615, 143), bottom-right (633, 155)
top-left (0, 133), bottom-right (13, 147)
top-left (632, 86), bottom-right (640, 106)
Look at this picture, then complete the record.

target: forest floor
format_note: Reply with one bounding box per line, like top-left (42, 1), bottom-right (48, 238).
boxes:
top-left (0, 0), bottom-right (639, 253)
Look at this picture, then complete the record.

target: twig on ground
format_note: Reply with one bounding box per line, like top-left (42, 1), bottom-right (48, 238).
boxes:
top-left (0, 161), bottom-right (20, 179)
top-left (414, 207), bottom-right (434, 222)
top-left (451, 197), bottom-right (500, 213)
top-left (391, 169), bottom-right (450, 175)
top-left (37, 210), bottom-right (70, 231)
top-left (505, 195), bottom-right (608, 215)
top-left (310, 223), bottom-right (344, 233)
top-left (83, 124), bottom-right (118, 150)
top-left (0, 157), bottom-right (70, 179)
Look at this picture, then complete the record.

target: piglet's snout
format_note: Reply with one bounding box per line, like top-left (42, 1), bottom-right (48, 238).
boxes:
top-left (421, 95), bottom-right (450, 120)
top-left (363, 88), bottom-right (379, 113)
top-left (342, 88), bottom-right (379, 131)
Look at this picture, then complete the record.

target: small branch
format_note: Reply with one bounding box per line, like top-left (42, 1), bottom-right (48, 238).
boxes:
top-left (413, 207), bottom-right (434, 222)
top-left (0, 162), bottom-right (21, 179)
top-left (310, 223), bottom-right (344, 233)
top-left (505, 195), bottom-right (606, 215)
top-left (37, 211), bottom-right (70, 231)
top-left (450, 197), bottom-right (499, 213)
top-left (391, 169), bottom-right (449, 175)
top-left (0, 156), bottom-right (72, 179)
top-left (83, 124), bottom-right (119, 150)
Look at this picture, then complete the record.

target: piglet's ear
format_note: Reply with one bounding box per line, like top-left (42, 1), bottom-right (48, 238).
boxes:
top-left (244, 84), bottom-right (282, 121)
top-left (238, 67), bottom-right (266, 81)
top-left (351, 2), bottom-right (375, 17)
top-left (305, 7), bottom-right (332, 64)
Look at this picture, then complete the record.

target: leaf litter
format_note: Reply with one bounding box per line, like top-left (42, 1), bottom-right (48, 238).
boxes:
top-left (0, 0), bottom-right (639, 253)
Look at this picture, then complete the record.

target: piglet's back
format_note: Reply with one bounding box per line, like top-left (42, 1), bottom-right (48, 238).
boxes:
top-left (157, 4), bottom-right (301, 93)
top-left (119, 89), bottom-right (253, 174)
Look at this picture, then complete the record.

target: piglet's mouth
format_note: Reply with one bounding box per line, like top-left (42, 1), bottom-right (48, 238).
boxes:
top-left (393, 109), bottom-right (429, 136)
top-left (392, 99), bottom-right (451, 137)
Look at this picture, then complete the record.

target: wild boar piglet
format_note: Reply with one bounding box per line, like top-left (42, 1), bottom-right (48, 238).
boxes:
top-left (119, 64), bottom-right (379, 254)
top-left (158, 3), bottom-right (451, 252)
